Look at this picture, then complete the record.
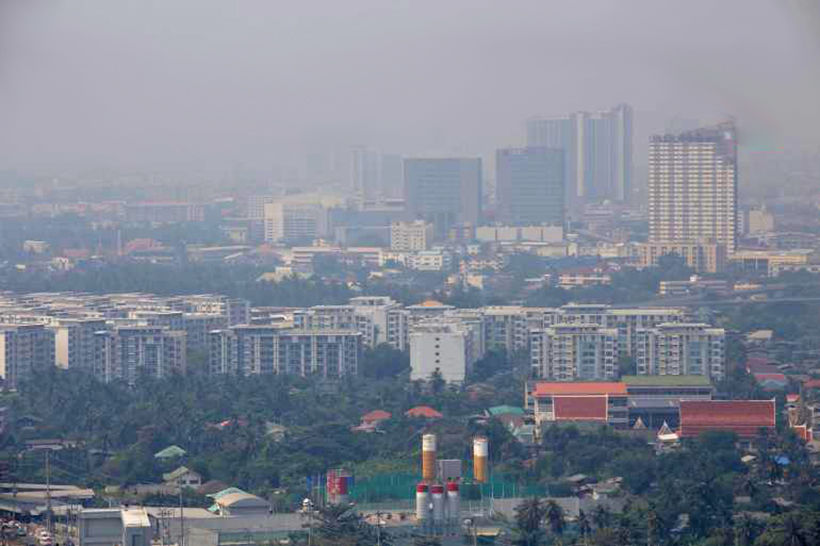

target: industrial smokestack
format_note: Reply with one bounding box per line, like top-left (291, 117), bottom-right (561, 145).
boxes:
top-left (422, 434), bottom-right (437, 482)
top-left (415, 483), bottom-right (430, 522)
top-left (446, 481), bottom-right (460, 523)
top-left (473, 436), bottom-right (488, 483)
top-left (431, 484), bottom-right (445, 522)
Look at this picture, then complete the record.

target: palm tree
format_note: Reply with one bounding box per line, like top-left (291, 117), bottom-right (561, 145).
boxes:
top-left (513, 497), bottom-right (547, 546)
top-left (733, 515), bottom-right (759, 546)
top-left (591, 504), bottom-right (611, 530)
top-left (577, 509), bottom-right (591, 545)
top-left (544, 500), bottom-right (564, 536)
top-left (780, 514), bottom-right (807, 546)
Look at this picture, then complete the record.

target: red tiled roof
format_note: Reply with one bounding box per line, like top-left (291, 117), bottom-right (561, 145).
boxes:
top-left (803, 379), bottom-right (820, 389)
top-left (404, 406), bottom-right (443, 419)
top-left (679, 400), bottom-right (775, 439)
top-left (361, 410), bottom-right (392, 423)
top-left (746, 358), bottom-right (779, 374)
top-left (533, 382), bottom-right (627, 397)
top-left (553, 396), bottom-right (608, 421)
top-left (792, 424), bottom-right (812, 443)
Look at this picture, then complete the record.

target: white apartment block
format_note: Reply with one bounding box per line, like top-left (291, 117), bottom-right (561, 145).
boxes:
top-left (293, 298), bottom-right (410, 352)
top-left (481, 306), bottom-right (543, 355)
top-left (264, 202), bottom-right (327, 243)
top-left (407, 250), bottom-right (452, 271)
top-left (550, 304), bottom-right (687, 357)
top-left (51, 318), bottom-right (108, 371)
top-left (93, 326), bottom-right (187, 385)
top-left (390, 221), bottom-right (433, 252)
top-left (648, 123), bottom-right (738, 254)
top-left (209, 326), bottom-right (360, 377)
top-left (635, 323), bottom-right (725, 381)
top-left (530, 324), bottom-right (619, 381)
top-left (409, 320), bottom-right (481, 383)
top-left (0, 324), bottom-right (55, 389)
top-left (349, 296), bottom-right (410, 351)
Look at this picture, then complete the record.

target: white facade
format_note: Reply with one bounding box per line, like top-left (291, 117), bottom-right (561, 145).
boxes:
top-left (50, 318), bottom-right (107, 371)
top-left (0, 324), bottom-right (55, 390)
top-left (410, 322), bottom-right (478, 383)
top-left (635, 323), bottom-right (725, 381)
top-left (350, 296), bottom-right (410, 351)
top-left (264, 202), bottom-right (327, 243)
top-left (94, 326), bottom-right (187, 385)
top-left (530, 324), bottom-right (619, 380)
top-left (407, 250), bottom-right (452, 271)
top-left (209, 326), bottom-right (361, 377)
top-left (475, 225), bottom-right (563, 243)
top-left (648, 123), bottom-right (738, 253)
top-left (550, 304), bottom-right (687, 357)
top-left (391, 221), bottom-right (433, 252)
top-left (79, 508), bottom-right (151, 546)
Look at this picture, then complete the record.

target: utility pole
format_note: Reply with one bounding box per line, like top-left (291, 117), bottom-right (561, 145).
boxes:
top-left (178, 479), bottom-right (185, 546)
top-left (45, 450), bottom-right (53, 534)
top-left (376, 511), bottom-right (382, 546)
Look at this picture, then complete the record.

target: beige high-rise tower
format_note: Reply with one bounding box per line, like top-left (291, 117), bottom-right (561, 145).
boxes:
top-left (648, 122), bottom-right (738, 254)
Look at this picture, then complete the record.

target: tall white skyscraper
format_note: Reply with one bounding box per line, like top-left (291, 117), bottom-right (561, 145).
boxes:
top-left (648, 122), bottom-right (738, 254)
top-left (526, 104), bottom-right (632, 206)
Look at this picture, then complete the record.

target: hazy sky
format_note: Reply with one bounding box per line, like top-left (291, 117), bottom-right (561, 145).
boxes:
top-left (1, 0), bottom-right (819, 173)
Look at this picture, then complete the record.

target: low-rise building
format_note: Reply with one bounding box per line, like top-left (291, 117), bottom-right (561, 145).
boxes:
top-left (163, 466), bottom-right (203, 489)
top-left (623, 375), bottom-right (714, 429)
top-left (390, 220), bottom-right (433, 252)
top-left (730, 249), bottom-right (818, 277)
top-left (527, 381), bottom-right (629, 430)
top-left (678, 400), bottom-right (776, 440)
top-left (79, 507), bottom-right (152, 546)
top-left (637, 241), bottom-right (727, 273)
top-left (407, 250), bottom-right (452, 271)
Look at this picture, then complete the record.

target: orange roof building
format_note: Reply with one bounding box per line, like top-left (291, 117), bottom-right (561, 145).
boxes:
top-left (532, 382), bottom-right (627, 396)
top-left (530, 381), bottom-right (628, 430)
top-left (361, 410), bottom-right (392, 423)
top-left (404, 406), bottom-right (443, 419)
top-left (678, 400), bottom-right (776, 439)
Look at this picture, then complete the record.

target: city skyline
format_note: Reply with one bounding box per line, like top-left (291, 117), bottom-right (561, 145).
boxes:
top-left (1, 1), bottom-right (818, 172)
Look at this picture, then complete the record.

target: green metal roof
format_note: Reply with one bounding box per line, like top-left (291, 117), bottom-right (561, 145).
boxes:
top-left (621, 375), bottom-right (713, 387)
top-left (208, 487), bottom-right (248, 500)
top-left (154, 445), bottom-right (187, 459)
top-left (488, 405), bottom-right (525, 416)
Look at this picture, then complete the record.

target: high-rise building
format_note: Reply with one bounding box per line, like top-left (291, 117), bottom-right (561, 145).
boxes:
top-left (209, 326), bottom-right (361, 377)
top-left (648, 122), bottom-right (738, 254)
top-left (350, 146), bottom-right (381, 203)
top-left (409, 320), bottom-right (482, 383)
top-left (93, 326), bottom-right (187, 385)
top-left (263, 202), bottom-right (327, 243)
top-left (0, 324), bottom-right (55, 389)
top-left (529, 324), bottom-right (619, 380)
top-left (51, 318), bottom-right (108, 372)
top-left (526, 104), bottom-right (632, 205)
top-left (379, 154), bottom-right (404, 199)
top-left (635, 323), bottom-right (725, 381)
top-left (404, 158), bottom-right (482, 239)
top-left (495, 147), bottom-right (564, 226)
